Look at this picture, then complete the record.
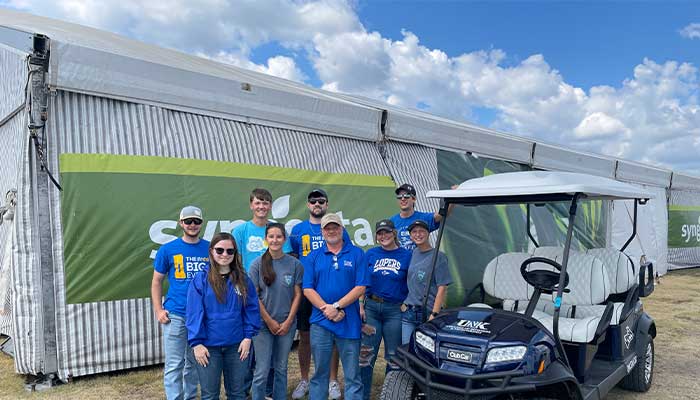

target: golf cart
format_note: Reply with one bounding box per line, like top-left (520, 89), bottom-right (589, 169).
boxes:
top-left (381, 171), bottom-right (656, 400)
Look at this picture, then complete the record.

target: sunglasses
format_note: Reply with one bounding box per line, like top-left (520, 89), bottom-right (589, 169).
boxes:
top-left (308, 198), bottom-right (327, 205)
top-left (182, 218), bottom-right (203, 225)
top-left (214, 247), bottom-right (236, 255)
top-left (396, 194), bottom-right (414, 200)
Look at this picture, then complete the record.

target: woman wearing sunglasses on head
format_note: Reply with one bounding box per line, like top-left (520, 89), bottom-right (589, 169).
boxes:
top-left (186, 232), bottom-right (261, 400)
top-left (359, 219), bottom-right (412, 400)
top-left (249, 223), bottom-right (303, 400)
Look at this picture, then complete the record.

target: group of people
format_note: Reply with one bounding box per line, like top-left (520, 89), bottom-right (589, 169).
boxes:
top-left (151, 184), bottom-right (452, 400)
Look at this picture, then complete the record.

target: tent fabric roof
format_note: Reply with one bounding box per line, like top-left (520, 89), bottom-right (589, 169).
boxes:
top-left (428, 171), bottom-right (654, 201)
top-left (1, 8), bottom-right (698, 189)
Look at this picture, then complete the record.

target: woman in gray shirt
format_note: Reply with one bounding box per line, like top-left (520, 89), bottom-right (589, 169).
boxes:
top-left (401, 220), bottom-right (452, 344)
top-left (249, 223), bottom-right (303, 400)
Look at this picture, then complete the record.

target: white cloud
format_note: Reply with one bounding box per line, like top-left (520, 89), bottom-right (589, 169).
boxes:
top-left (4, 0), bottom-right (700, 174)
top-left (203, 51), bottom-right (307, 82)
top-left (680, 23), bottom-right (700, 39)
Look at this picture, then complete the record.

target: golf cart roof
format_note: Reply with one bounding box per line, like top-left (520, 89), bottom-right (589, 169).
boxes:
top-left (427, 171), bottom-right (653, 204)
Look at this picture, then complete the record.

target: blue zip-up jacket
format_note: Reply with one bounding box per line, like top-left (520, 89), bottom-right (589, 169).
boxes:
top-left (186, 267), bottom-right (261, 347)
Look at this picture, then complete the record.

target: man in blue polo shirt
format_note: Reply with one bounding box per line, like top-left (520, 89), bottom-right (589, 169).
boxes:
top-left (289, 188), bottom-right (351, 400)
top-left (152, 206), bottom-right (209, 400)
top-left (303, 213), bottom-right (368, 400)
top-left (390, 183), bottom-right (442, 250)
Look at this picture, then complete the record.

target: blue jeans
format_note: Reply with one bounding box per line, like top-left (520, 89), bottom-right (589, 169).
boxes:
top-left (360, 299), bottom-right (402, 400)
top-left (310, 324), bottom-right (362, 400)
top-left (163, 314), bottom-right (198, 400)
top-left (401, 306), bottom-right (425, 345)
top-left (195, 345), bottom-right (250, 400)
top-left (252, 324), bottom-right (296, 400)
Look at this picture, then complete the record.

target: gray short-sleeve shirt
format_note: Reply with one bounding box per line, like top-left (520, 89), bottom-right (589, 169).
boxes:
top-left (249, 254), bottom-right (303, 322)
top-left (405, 248), bottom-right (452, 310)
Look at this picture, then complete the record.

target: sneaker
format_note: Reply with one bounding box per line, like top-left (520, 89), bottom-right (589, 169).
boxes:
top-left (292, 379), bottom-right (309, 399)
top-left (329, 380), bottom-right (342, 400)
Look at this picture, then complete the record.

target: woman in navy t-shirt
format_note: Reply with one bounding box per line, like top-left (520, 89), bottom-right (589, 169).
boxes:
top-left (359, 219), bottom-right (412, 400)
top-left (186, 232), bottom-right (261, 400)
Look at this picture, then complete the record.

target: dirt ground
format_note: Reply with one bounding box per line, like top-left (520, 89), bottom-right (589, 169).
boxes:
top-left (1, 268), bottom-right (699, 399)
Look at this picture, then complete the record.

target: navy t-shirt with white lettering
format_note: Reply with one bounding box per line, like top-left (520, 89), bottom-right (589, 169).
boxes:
top-left (154, 238), bottom-right (210, 317)
top-left (390, 211), bottom-right (439, 250)
top-left (365, 246), bottom-right (412, 303)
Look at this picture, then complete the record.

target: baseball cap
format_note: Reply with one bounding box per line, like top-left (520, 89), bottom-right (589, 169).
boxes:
top-left (179, 206), bottom-right (203, 221)
top-left (375, 219), bottom-right (395, 233)
top-left (308, 188), bottom-right (328, 200)
top-left (320, 213), bottom-right (342, 228)
top-left (395, 183), bottom-right (417, 196)
top-left (408, 219), bottom-right (429, 232)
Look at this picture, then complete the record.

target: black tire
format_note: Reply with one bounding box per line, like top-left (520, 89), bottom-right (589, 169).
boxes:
top-left (380, 370), bottom-right (419, 400)
top-left (620, 333), bottom-right (654, 392)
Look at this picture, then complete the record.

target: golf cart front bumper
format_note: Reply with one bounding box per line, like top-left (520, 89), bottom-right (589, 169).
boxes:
top-left (393, 346), bottom-right (577, 399)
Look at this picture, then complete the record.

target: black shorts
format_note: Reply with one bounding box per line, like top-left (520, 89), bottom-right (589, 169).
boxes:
top-left (297, 296), bottom-right (312, 332)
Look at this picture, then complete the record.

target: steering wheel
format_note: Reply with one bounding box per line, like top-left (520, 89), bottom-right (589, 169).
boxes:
top-left (520, 257), bottom-right (570, 293)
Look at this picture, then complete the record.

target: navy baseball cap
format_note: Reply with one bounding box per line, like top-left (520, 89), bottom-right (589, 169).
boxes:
top-left (308, 188), bottom-right (328, 200)
top-left (375, 219), bottom-right (395, 233)
top-left (408, 220), bottom-right (429, 232)
top-left (395, 183), bottom-right (416, 196)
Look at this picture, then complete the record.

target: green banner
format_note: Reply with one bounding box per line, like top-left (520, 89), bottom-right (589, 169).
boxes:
top-left (60, 154), bottom-right (396, 304)
top-left (435, 150), bottom-right (608, 306)
top-left (668, 206), bottom-right (700, 248)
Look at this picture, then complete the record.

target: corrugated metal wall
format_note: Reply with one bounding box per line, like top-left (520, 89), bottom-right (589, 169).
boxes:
top-left (46, 90), bottom-right (393, 379)
top-left (0, 46), bottom-right (26, 122)
top-left (0, 109), bottom-right (26, 338)
top-left (0, 46), bottom-right (27, 348)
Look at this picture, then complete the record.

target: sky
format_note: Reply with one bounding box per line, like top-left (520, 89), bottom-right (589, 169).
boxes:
top-left (2, 0), bottom-right (700, 174)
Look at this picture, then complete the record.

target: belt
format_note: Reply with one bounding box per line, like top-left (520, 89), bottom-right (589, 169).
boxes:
top-left (368, 294), bottom-right (400, 304)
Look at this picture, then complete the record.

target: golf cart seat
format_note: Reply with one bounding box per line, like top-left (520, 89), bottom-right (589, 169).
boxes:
top-left (481, 252), bottom-right (552, 321)
top-left (532, 252), bottom-right (613, 343)
top-left (483, 251), bottom-right (614, 343)
top-left (531, 247), bottom-right (632, 325)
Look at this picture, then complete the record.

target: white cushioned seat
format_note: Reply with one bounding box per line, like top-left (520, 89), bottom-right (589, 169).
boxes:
top-left (482, 251), bottom-right (612, 343)
top-left (579, 248), bottom-right (636, 325)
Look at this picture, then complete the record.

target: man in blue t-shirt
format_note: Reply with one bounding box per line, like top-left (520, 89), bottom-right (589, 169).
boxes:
top-left (303, 213), bottom-right (369, 400)
top-left (232, 188), bottom-right (292, 271)
top-left (152, 206), bottom-right (210, 400)
top-left (289, 188), bottom-right (350, 399)
top-left (390, 183), bottom-right (442, 250)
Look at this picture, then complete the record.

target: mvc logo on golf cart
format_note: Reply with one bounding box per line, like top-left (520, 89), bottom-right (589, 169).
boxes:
top-left (446, 320), bottom-right (491, 335)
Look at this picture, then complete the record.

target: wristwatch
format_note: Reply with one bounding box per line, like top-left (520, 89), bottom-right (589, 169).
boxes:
top-left (430, 311), bottom-right (439, 317)
top-left (333, 302), bottom-right (342, 310)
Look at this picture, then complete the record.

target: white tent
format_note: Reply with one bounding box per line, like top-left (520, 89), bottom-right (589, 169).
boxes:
top-left (0, 8), bottom-right (698, 382)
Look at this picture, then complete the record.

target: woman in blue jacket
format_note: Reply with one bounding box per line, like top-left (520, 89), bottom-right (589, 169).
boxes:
top-left (187, 232), bottom-right (261, 400)
top-left (359, 219), bottom-right (412, 400)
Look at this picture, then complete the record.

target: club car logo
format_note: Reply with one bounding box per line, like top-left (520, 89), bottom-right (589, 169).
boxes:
top-left (680, 216), bottom-right (700, 243)
top-left (624, 326), bottom-right (634, 350)
top-left (446, 319), bottom-right (491, 335)
top-left (446, 349), bottom-right (473, 363)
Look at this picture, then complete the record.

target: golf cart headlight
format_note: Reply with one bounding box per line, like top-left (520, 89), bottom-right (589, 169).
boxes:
top-left (486, 346), bottom-right (527, 364)
top-left (415, 331), bottom-right (435, 353)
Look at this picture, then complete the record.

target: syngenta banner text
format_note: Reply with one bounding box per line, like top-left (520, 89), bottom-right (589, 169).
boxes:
top-left (60, 154), bottom-right (396, 304)
top-left (668, 206), bottom-right (700, 248)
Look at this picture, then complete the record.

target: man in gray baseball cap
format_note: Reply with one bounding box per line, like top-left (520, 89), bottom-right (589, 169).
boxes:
top-left (152, 206), bottom-right (209, 400)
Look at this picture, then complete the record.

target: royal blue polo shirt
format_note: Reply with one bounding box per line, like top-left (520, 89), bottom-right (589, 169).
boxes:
top-left (302, 240), bottom-right (369, 339)
top-left (365, 246), bottom-right (412, 304)
top-left (390, 211), bottom-right (440, 250)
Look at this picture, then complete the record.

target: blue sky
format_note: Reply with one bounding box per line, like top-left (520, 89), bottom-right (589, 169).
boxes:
top-left (3, 0), bottom-right (700, 173)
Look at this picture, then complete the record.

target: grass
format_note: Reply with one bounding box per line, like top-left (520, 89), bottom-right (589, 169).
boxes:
top-left (1, 268), bottom-right (699, 399)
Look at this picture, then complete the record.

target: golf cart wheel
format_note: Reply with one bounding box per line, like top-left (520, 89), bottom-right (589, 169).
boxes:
top-left (620, 333), bottom-right (654, 392)
top-left (380, 370), bottom-right (419, 400)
